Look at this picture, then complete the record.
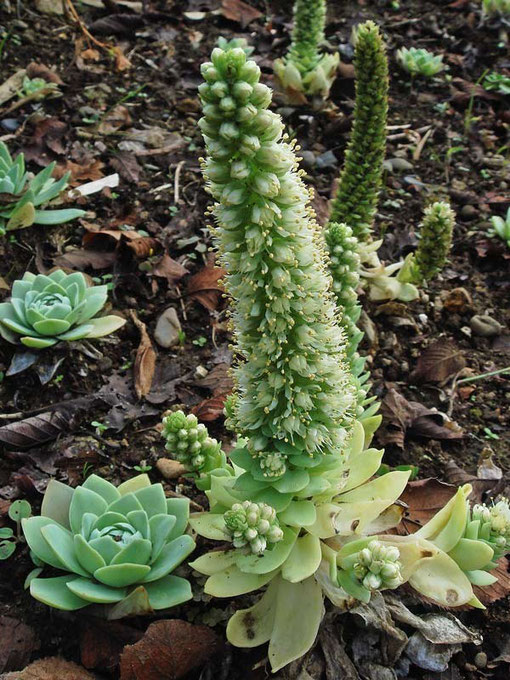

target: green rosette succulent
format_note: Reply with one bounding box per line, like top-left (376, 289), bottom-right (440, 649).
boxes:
top-left (397, 47), bottom-right (444, 78)
top-left (488, 207), bottom-right (510, 248)
top-left (273, 0), bottom-right (339, 104)
top-left (0, 270), bottom-right (126, 349)
top-left (0, 142), bottom-right (85, 236)
top-left (22, 474), bottom-right (195, 615)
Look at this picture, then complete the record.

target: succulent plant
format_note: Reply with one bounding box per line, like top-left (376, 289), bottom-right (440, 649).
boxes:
top-left (483, 72), bottom-right (510, 95)
top-left (397, 47), bottom-right (444, 78)
top-left (0, 142), bottom-right (85, 236)
top-left (273, 0), bottom-right (339, 104)
top-left (0, 270), bottom-right (126, 349)
top-left (19, 76), bottom-right (60, 100)
top-left (398, 201), bottom-right (456, 285)
top-left (482, 0), bottom-right (510, 16)
top-left (22, 474), bottom-right (195, 614)
top-left (224, 501), bottom-right (284, 554)
top-left (328, 21), bottom-right (388, 242)
top-left (216, 36), bottom-right (254, 56)
top-left (488, 207), bottom-right (510, 247)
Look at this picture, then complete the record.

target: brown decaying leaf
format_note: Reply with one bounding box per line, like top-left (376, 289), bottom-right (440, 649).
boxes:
top-left (150, 253), bottom-right (188, 285)
top-left (191, 394), bottom-right (228, 422)
top-left (186, 264), bottom-right (226, 311)
top-left (411, 340), bottom-right (466, 384)
top-left (2, 656), bottom-right (97, 679)
top-left (378, 388), bottom-right (463, 448)
top-left (80, 620), bottom-right (143, 673)
top-left (119, 619), bottom-right (222, 680)
top-left (54, 159), bottom-right (104, 185)
top-left (82, 228), bottom-right (160, 260)
top-left (109, 152), bottom-right (141, 184)
top-left (220, 0), bottom-right (262, 27)
top-left (129, 310), bottom-right (156, 400)
top-left (53, 249), bottom-right (117, 271)
top-left (0, 411), bottom-right (71, 449)
top-left (0, 616), bottom-right (40, 673)
top-left (25, 62), bottom-right (63, 85)
top-left (97, 105), bottom-right (132, 135)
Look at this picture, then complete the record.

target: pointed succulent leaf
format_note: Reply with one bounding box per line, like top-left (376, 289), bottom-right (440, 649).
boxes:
top-left (30, 575), bottom-right (90, 611)
top-left (226, 579), bottom-right (278, 648)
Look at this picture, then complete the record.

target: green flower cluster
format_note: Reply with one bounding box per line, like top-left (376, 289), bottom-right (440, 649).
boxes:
top-left (328, 21), bottom-right (388, 242)
top-left (224, 501), bottom-right (284, 554)
top-left (482, 0), bottom-right (510, 16)
top-left (352, 540), bottom-right (403, 591)
top-left (397, 47), bottom-right (444, 78)
top-left (199, 45), bottom-right (355, 487)
top-left (0, 142), bottom-right (84, 236)
top-left (162, 410), bottom-right (223, 473)
top-left (273, 0), bottom-right (339, 103)
top-left (399, 201), bottom-right (455, 285)
top-left (470, 499), bottom-right (510, 559)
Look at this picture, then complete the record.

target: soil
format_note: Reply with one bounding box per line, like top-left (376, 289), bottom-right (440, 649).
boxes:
top-left (0, 0), bottom-right (509, 678)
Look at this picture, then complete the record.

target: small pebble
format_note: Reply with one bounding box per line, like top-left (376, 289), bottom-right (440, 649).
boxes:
top-left (154, 306), bottom-right (182, 348)
top-left (470, 314), bottom-right (503, 338)
top-left (156, 457), bottom-right (187, 480)
top-left (195, 365), bottom-right (208, 378)
top-left (460, 204), bottom-right (478, 220)
top-left (474, 652), bottom-right (487, 669)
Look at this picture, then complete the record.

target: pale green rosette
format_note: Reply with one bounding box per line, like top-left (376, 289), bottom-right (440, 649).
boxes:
top-left (0, 270), bottom-right (125, 349)
top-left (22, 474), bottom-right (195, 615)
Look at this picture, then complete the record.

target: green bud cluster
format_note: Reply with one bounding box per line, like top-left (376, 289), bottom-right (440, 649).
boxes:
top-left (273, 0), bottom-right (339, 102)
top-left (199, 46), bottom-right (355, 482)
top-left (353, 540), bottom-right (403, 591)
top-left (325, 222), bottom-right (369, 414)
top-left (412, 202), bottom-right (455, 284)
top-left (162, 410), bottom-right (221, 472)
top-left (470, 499), bottom-right (510, 559)
top-left (224, 501), bottom-right (284, 554)
top-left (328, 21), bottom-right (388, 242)
top-left (482, 0), bottom-right (510, 17)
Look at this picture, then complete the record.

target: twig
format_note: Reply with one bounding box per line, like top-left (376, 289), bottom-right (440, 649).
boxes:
top-left (174, 160), bottom-right (186, 205)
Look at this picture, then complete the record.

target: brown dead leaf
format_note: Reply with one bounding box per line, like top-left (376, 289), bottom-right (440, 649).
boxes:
top-left (2, 656), bottom-right (97, 679)
top-left (0, 411), bottom-right (72, 449)
top-left (0, 69), bottom-right (26, 106)
top-left (23, 117), bottom-right (68, 164)
top-left (109, 152), bottom-right (141, 184)
top-left (26, 62), bottom-right (63, 85)
top-left (54, 159), bottom-right (105, 184)
top-left (119, 619), bottom-right (222, 680)
top-left (192, 395), bottom-right (228, 422)
top-left (474, 558), bottom-right (510, 606)
top-left (53, 249), bottom-right (117, 270)
top-left (98, 105), bottom-right (132, 134)
top-left (221, 0), bottom-right (262, 27)
top-left (80, 620), bottom-right (143, 674)
top-left (186, 264), bottom-right (225, 311)
top-left (397, 478), bottom-right (458, 534)
top-left (113, 46), bottom-right (132, 72)
top-left (0, 616), bottom-right (40, 673)
top-left (81, 48), bottom-right (101, 62)
top-left (379, 388), bottom-right (463, 448)
top-left (411, 341), bottom-right (466, 384)
top-left (151, 253), bottom-right (188, 285)
top-left (129, 310), bottom-right (156, 400)
top-left (450, 77), bottom-right (501, 107)
top-left (82, 227), bottom-right (160, 259)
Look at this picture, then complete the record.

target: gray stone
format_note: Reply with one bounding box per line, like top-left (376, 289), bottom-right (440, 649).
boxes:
top-left (470, 314), bottom-right (504, 337)
top-left (154, 307), bottom-right (181, 348)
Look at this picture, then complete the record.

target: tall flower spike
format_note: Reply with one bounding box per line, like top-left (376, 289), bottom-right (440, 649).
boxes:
top-left (328, 21), bottom-right (388, 242)
top-left (199, 46), bottom-right (355, 483)
top-left (273, 0), bottom-right (339, 103)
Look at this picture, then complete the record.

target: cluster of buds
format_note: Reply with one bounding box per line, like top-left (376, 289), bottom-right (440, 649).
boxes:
top-left (353, 540), bottom-right (403, 591)
top-left (224, 501), bottom-right (284, 554)
top-left (471, 499), bottom-right (510, 558)
top-left (162, 410), bottom-right (221, 472)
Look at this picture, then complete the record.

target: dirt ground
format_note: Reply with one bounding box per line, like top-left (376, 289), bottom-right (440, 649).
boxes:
top-left (0, 0), bottom-right (509, 678)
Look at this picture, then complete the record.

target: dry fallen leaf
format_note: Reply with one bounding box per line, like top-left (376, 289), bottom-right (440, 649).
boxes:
top-left (98, 105), bottom-right (132, 134)
top-left (220, 0), bottom-right (262, 27)
top-left (411, 341), bottom-right (466, 384)
top-left (2, 656), bottom-right (97, 679)
top-left (129, 310), bottom-right (156, 399)
top-left (0, 411), bottom-right (72, 449)
top-left (0, 616), bottom-right (39, 673)
top-left (192, 395), bottom-right (228, 422)
top-left (119, 619), bottom-right (222, 680)
top-left (54, 159), bottom-right (104, 184)
top-left (378, 388), bottom-right (463, 448)
top-left (186, 263), bottom-right (226, 311)
top-left (150, 253), bottom-right (188, 285)
top-left (80, 620), bottom-right (143, 674)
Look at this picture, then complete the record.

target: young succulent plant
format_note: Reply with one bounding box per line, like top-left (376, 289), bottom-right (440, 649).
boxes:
top-left (482, 0), bottom-right (510, 16)
top-left (483, 72), bottom-right (510, 95)
top-left (273, 0), bottom-right (339, 104)
top-left (19, 76), bottom-right (60, 100)
top-left (397, 47), bottom-right (445, 78)
top-left (0, 142), bottom-right (84, 235)
top-left (0, 270), bottom-right (126, 348)
top-left (488, 207), bottom-right (510, 247)
top-left (398, 201), bottom-right (456, 285)
top-left (22, 474), bottom-right (195, 614)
